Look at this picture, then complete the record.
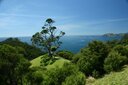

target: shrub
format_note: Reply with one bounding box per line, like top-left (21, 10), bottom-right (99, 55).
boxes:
top-left (27, 67), bottom-right (44, 85)
top-left (88, 40), bottom-right (110, 57)
top-left (120, 33), bottom-right (128, 45)
top-left (113, 45), bottom-right (128, 58)
top-left (86, 41), bottom-right (110, 75)
top-left (62, 72), bottom-right (86, 85)
top-left (104, 50), bottom-right (127, 73)
top-left (40, 54), bottom-right (58, 67)
top-left (72, 53), bottom-right (81, 63)
top-left (92, 70), bottom-right (100, 78)
top-left (57, 50), bottom-right (74, 60)
top-left (43, 62), bottom-right (86, 85)
top-left (106, 40), bottom-right (119, 48)
top-left (77, 48), bottom-right (99, 76)
top-left (40, 54), bottom-right (51, 66)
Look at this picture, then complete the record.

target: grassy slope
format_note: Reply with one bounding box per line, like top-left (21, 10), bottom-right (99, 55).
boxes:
top-left (31, 56), bottom-right (128, 85)
top-left (30, 55), bottom-right (70, 69)
top-left (30, 56), bottom-right (42, 67)
top-left (87, 66), bottom-right (128, 85)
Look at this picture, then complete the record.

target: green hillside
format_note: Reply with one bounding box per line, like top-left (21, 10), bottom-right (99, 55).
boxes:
top-left (87, 65), bottom-right (128, 85)
top-left (30, 56), bottom-right (42, 67)
top-left (31, 56), bottom-right (128, 85)
top-left (30, 55), bottom-right (70, 69)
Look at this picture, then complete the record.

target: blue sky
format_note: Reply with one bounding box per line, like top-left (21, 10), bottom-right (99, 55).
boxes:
top-left (0, 0), bottom-right (128, 37)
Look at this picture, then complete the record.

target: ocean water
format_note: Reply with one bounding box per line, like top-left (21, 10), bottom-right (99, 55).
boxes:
top-left (0, 35), bottom-right (121, 53)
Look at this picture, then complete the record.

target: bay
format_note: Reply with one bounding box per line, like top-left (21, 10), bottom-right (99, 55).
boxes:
top-left (0, 35), bottom-right (121, 53)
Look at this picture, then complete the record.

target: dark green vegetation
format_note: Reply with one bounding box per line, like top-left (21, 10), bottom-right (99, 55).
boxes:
top-left (72, 33), bottom-right (128, 79)
top-left (0, 44), bottom-right (31, 85)
top-left (0, 38), bottom-right (44, 60)
top-left (0, 18), bottom-right (128, 85)
top-left (0, 33), bottom-right (128, 85)
top-left (56, 50), bottom-right (74, 60)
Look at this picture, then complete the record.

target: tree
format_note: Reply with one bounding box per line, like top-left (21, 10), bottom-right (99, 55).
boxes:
top-left (104, 50), bottom-right (127, 73)
top-left (31, 18), bottom-right (65, 59)
top-left (73, 41), bottom-right (110, 77)
top-left (0, 44), bottom-right (31, 85)
top-left (76, 48), bottom-right (99, 76)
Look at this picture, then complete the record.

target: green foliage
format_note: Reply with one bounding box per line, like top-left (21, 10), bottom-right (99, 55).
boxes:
top-left (0, 38), bottom-right (43, 60)
top-left (104, 50), bottom-right (127, 73)
top-left (62, 72), bottom-right (86, 85)
top-left (73, 40), bottom-right (110, 77)
top-left (113, 45), bottom-right (128, 58)
top-left (88, 40), bottom-right (110, 59)
top-left (72, 53), bottom-right (81, 63)
top-left (43, 62), bottom-right (86, 85)
top-left (92, 70), bottom-right (100, 78)
top-left (40, 54), bottom-right (54, 66)
top-left (27, 67), bottom-right (44, 85)
top-left (0, 44), bottom-right (31, 85)
top-left (77, 48), bottom-right (99, 76)
top-left (31, 18), bottom-right (65, 59)
top-left (120, 33), bottom-right (128, 45)
top-left (57, 50), bottom-right (74, 60)
top-left (106, 40), bottom-right (119, 48)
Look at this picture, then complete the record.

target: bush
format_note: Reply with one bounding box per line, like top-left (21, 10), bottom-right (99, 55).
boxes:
top-left (72, 53), bottom-right (81, 63)
top-left (120, 33), bottom-right (128, 45)
top-left (62, 72), bottom-right (86, 85)
top-left (92, 70), bottom-right (100, 78)
top-left (43, 62), bottom-right (86, 85)
top-left (106, 40), bottom-right (119, 48)
top-left (113, 45), bottom-right (128, 58)
top-left (27, 67), bottom-right (44, 85)
top-left (104, 50), bottom-right (127, 73)
top-left (57, 50), bottom-right (74, 60)
top-left (73, 41), bottom-right (111, 77)
top-left (77, 49), bottom-right (99, 76)
top-left (88, 40), bottom-right (110, 57)
top-left (40, 54), bottom-right (52, 66)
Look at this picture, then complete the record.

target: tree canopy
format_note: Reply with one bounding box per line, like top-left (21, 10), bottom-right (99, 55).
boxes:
top-left (31, 18), bottom-right (65, 59)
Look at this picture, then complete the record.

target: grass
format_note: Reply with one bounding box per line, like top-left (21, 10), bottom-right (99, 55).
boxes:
top-left (31, 55), bottom-right (128, 85)
top-left (46, 57), bottom-right (70, 69)
top-left (30, 55), bottom-right (70, 69)
top-left (30, 56), bottom-right (42, 67)
top-left (86, 65), bottom-right (128, 85)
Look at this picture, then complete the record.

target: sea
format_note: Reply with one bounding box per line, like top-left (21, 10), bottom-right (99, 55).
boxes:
top-left (0, 35), bottom-right (121, 53)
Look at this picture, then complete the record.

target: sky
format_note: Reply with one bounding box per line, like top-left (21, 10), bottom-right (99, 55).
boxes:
top-left (0, 0), bottom-right (128, 37)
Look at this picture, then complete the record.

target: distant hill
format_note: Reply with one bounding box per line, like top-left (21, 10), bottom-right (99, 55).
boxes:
top-left (0, 38), bottom-right (44, 60)
top-left (103, 33), bottom-right (128, 37)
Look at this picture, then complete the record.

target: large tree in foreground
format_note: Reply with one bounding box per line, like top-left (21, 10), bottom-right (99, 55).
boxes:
top-left (31, 18), bottom-right (65, 59)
